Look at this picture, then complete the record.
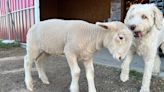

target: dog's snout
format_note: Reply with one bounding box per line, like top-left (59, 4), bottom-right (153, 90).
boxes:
top-left (130, 25), bottom-right (136, 30)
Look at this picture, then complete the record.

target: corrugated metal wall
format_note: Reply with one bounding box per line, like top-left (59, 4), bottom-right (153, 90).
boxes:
top-left (0, 0), bottom-right (35, 43)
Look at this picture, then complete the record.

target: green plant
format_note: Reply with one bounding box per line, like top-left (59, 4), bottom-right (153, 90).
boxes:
top-left (162, 83), bottom-right (164, 92)
top-left (0, 40), bottom-right (20, 48)
top-left (130, 70), bottom-right (143, 80)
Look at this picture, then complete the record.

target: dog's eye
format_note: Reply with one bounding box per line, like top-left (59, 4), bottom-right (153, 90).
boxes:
top-left (141, 14), bottom-right (148, 19)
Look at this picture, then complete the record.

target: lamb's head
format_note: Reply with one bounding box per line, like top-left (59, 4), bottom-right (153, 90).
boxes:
top-left (96, 21), bottom-right (133, 61)
top-left (124, 4), bottom-right (163, 38)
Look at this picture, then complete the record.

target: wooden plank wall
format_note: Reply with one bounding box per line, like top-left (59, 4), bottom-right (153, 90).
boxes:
top-left (40, 0), bottom-right (111, 23)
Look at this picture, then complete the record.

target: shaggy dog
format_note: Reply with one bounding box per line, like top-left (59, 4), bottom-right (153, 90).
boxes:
top-left (120, 4), bottom-right (164, 92)
top-left (24, 19), bottom-right (133, 92)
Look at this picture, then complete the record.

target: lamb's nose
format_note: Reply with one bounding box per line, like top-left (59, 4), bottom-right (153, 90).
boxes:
top-left (119, 56), bottom-right (122, 60)
top-left (130, 25), bottom-right (136, 30)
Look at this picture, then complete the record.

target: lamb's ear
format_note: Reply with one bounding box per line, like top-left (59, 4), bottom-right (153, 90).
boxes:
top-left (96, 22), bottom-right (108, 29)
top-left (151, 4), bottom-right (163, 30)
top-left (124, 4), bottom-right (137, 23)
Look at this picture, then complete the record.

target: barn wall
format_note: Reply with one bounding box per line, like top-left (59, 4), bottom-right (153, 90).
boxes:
top-left (111, 0), bottom-right (121, 21)
top-left (40, 0), bottom-right (58, 20)
top-left (0, 0), bottom-right (111, 42)
top-left (0, 0), bottom-right (35, 42)
top-left (40, 0), bottom-right (111, 23)
top-left (58, 0), bottom-right (110, 23)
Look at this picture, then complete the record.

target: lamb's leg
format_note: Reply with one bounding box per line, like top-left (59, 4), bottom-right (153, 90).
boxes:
top-left (83, 58), bottom-right (96, 92)
top-left (152, 54), bottom-right (161, 75)
top-left (65, 53), bottom-right (80, 92)
top-left (140, 55), bottom-right (155, 92)
top-left (161, 43), bottom-right (164, 54)
top-left (35, 53), bottom-right (49, 84)
top-left (24, 55), bottom-right (34, 91)
top-left (120, 50), bottom-right (134, 82)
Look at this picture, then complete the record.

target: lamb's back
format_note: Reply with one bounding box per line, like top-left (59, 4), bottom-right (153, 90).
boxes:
top-left (27, 19), bottom-right (91, 54)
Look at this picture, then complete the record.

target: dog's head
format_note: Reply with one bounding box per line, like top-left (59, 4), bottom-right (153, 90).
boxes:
top-left (124, 4), bottom-right (163, 38)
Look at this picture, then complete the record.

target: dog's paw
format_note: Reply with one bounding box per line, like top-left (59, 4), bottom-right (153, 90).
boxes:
top-left (140, 88), bottom-right (150, 92)
top-left (152, 68), bottom-right (160, 76)
top-left (120, 73), bottom-right (129, 82)
top-left (25, 80), bottom-right (33, 91)
top-left (152, 72), bottom-right (160, 76)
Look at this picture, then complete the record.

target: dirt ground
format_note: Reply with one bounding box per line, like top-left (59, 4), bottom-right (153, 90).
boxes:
top-left (0, 47), bottom-right (163, 92)
top-left (0, 47), bottom-right (26, 58)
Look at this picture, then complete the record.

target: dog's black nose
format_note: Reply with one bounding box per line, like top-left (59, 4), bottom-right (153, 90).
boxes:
top-left (130, 25), bottom-right (136, 30)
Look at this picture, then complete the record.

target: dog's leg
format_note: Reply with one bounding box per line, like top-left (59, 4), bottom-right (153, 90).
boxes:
top-left (35, 53), bottom-right (50, 84)
top-left (24, 55), bottom-right (34, 91)
top-left (83, 58), bottom-right (96, 92)
top-left (140, 55), bottom-right (155, 92)
top-left (120, 50), bottom-right (134, 82)
top-left (65, 52), bottom-right (80, 92)
top-left (152, 54), bottom-right (161, 75)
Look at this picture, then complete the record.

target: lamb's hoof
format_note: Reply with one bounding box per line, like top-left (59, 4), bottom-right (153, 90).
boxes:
top-left (70, 89), bottom-right (79, 92)
top-left (140, 88), bottom-right (150, 92)
top-left (40, 77), bottom-right (50, 84)
top-left (42, 80), bottom-right (50, 84)
top-left (120, 73), bottom-right (129, 82)
top-left (25, 80), bottom-right (33, 91)
top-left (70, 85), bottom-right (79, 92)
top-left (89, 88), bottom-right (96, 92)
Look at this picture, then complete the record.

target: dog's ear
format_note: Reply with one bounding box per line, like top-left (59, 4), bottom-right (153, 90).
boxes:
top-left (124, 4), bottom-right (138, 23)
top-left (151, 4), bottom-right (163, 30)
top-left (96, 22), bottom-right (109, 29)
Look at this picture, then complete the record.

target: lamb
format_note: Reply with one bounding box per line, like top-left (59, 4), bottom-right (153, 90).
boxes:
top-left (24, 19), bottom-right (133, 92)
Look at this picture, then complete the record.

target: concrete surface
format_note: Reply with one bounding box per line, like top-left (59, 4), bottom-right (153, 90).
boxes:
top-left (93, 48), bottom-right (164, 77)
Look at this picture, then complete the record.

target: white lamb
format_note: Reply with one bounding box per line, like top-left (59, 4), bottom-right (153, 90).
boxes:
top-left (24, 19), bottom-right (133, 92)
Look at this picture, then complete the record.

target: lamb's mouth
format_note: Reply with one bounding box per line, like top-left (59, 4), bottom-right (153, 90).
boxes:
top-left (134, 31), bottom-right (143, 38)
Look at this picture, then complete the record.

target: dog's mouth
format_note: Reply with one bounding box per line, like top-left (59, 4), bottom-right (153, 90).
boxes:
top-left (133, 31), bottom-right (143, 38)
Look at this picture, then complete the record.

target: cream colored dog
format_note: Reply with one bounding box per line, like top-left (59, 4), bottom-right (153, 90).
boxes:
top-left (120, 4), bottom-right (164, 92)
top-left (24, 19), bottom-right (133, 92)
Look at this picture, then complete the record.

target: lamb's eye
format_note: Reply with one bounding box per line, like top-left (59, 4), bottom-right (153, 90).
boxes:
top-left (141, 14), bottom-right (148, 19)
top-left (116, 35), bottom-right (124, 43)
top-left (119, 36), bottom-right (123, 40)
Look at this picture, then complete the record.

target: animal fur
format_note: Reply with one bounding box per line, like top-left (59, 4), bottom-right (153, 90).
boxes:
top-left (24, 19), bottom-right (133, 92)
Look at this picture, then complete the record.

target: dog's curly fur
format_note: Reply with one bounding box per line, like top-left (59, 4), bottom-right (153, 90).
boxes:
top-left (120, 4), bottom-right (164, 92)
